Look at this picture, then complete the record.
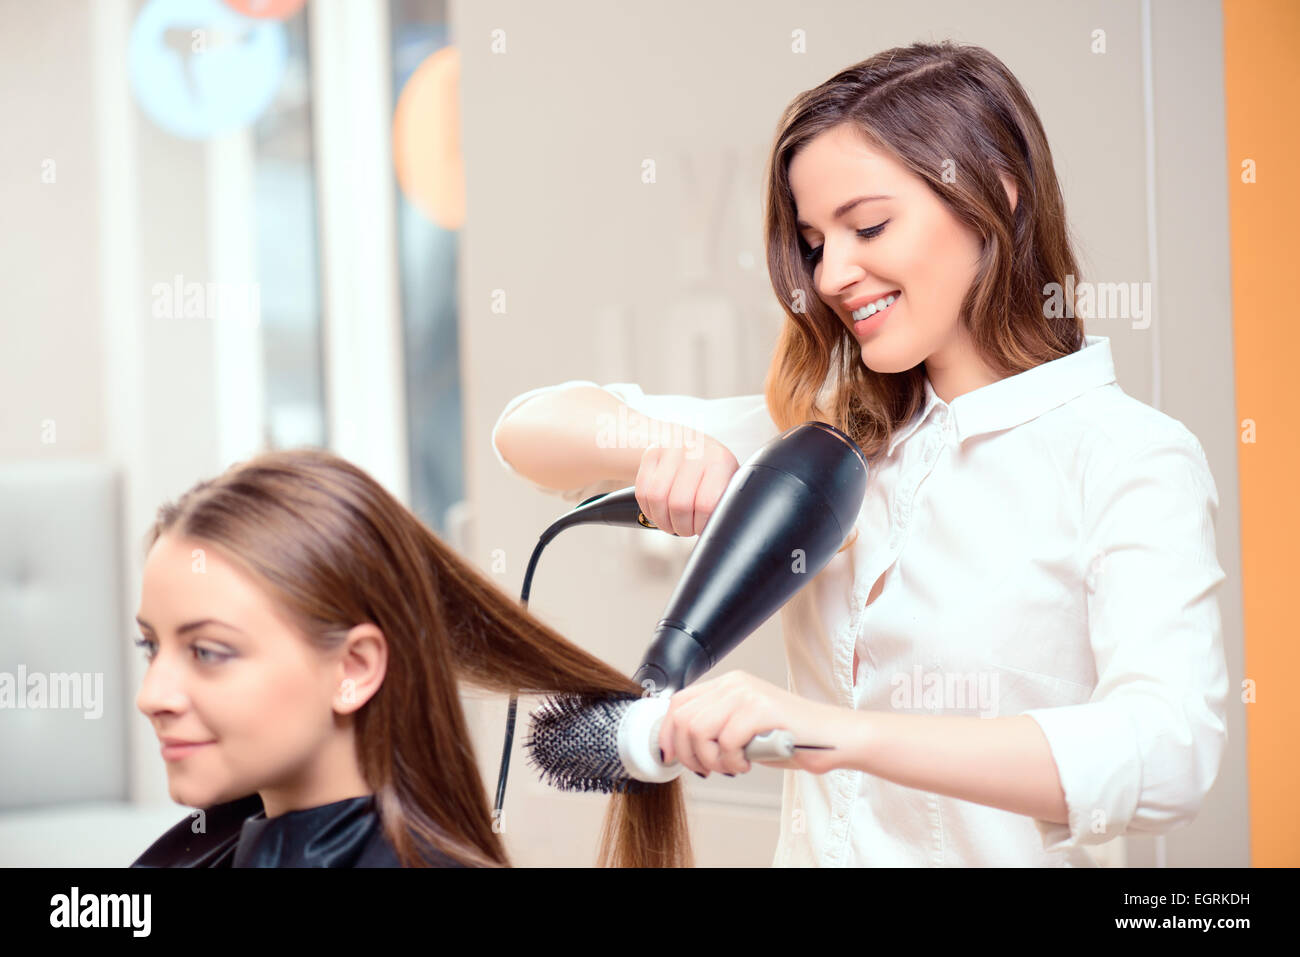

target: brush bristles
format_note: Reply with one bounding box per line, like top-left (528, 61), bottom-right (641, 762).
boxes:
top-left (524, 691), bottom-right (657, 795)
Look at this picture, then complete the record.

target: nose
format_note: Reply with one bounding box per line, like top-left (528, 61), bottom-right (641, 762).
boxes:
top-left (135, 650), bottom-right (189, 720)
top-left (814, 241), bottom-right (867, 305)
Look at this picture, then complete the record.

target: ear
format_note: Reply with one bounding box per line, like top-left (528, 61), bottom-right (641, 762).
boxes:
top-left (334, 622), bottom-right (388, 715)
top-left (999, 172), bottom-right (1018, 215)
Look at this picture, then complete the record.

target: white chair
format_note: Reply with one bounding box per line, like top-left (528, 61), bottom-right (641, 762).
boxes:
top-left (0, 459), bottom-right (186, 866)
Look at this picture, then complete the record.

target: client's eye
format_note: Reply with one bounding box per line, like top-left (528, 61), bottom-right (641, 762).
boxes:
top-left (132, 636), bottom-right (230, 665)
top-left (801, 221), bottom-right (890, 265)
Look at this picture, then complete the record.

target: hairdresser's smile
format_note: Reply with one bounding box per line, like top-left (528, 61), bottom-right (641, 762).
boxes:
top-left (846, 290), bottom-right (901, 337)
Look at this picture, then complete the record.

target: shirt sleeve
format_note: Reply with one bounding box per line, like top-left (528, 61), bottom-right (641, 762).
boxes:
top-left (490, 379), bottom-right (780, 503)
top-left (1020, 429), bottom-right (1229, 851)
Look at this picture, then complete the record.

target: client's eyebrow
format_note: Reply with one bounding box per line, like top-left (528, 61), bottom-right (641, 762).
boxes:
top-left (135, 616), bottom-right (247, 636)
top-left (796, 194), bottom-right (893, 230)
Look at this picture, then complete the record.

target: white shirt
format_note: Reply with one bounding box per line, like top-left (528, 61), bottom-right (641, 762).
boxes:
top-left (490, 335), bottom-right (1229, 867)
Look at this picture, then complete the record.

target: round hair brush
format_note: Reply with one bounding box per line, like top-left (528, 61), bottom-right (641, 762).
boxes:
top-left (523, 691), bottom-right (832, 794)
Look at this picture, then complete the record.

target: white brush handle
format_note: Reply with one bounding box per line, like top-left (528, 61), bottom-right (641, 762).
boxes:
top-left (617, 694), bottom-right (798, 783)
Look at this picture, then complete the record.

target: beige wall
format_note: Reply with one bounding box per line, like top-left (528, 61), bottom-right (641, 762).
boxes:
top-left (456, 0), bottom-right (1247, 865)
top-left (1, 0), bottom-right (104, 460)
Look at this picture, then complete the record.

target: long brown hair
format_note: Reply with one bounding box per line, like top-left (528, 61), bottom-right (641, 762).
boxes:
top-left (143, 446), bottom-right (692, 867)
top-left (762, 41), bottom-right (1087, 551)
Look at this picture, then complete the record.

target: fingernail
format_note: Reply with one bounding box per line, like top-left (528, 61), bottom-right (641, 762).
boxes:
top-left (694, 771), bottom-right (706, 778)
top-left (723, 772), bottom-right (735, 777)
top-left (658, 747), bottom-right (665, 763)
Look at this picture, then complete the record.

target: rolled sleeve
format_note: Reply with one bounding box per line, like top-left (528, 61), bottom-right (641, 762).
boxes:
top-left (491, 379), bottom-right (778, 502)
top-left (1022, 429), bottom-right (1229, 851)
top-left (490, 379), bottom-right (601, 498)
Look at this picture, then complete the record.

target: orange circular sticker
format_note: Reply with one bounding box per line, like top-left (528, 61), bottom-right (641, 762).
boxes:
top-left (392, 47), bottom-right (464, 229)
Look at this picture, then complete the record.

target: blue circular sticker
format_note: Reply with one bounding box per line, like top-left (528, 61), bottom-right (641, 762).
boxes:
top-left (129, 0), bottom-right (288, 140)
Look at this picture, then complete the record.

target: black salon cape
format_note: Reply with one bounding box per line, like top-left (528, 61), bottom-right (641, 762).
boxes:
top-left (130, 793), bottom-right (465, 868)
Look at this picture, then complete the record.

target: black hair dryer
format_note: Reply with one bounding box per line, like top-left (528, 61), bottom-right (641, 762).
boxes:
top-left (628, 421), bottom-right (869, 694)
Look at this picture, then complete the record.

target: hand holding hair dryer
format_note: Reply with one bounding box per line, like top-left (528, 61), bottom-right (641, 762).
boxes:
top-left (525, 420), bottom-right (870, 792)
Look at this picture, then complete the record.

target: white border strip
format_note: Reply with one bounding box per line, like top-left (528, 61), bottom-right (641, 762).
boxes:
top-left (1142, 0), bottom-right (1168, 869)
top-left (207, 129), bottom-right (266, 468)
top-left (309, 0), bottom-right (409, 502)
top-left (1142, 0), bottom-right (1163, 415)
top-left (92, 0), bottom-right (158, 805)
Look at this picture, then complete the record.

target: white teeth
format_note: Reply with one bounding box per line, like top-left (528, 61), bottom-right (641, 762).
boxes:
top-left (852, 294), bottom-right (897, 321)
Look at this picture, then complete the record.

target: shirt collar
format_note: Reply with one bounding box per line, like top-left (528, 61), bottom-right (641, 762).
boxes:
top-left (886, 335), bottom-right (1116, 456)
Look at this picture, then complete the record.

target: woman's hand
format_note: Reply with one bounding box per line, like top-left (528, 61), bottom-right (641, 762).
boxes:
top-left (657, 671), bottom-right (855, 777)
top-left (634, 434), bottom-right (740, 537)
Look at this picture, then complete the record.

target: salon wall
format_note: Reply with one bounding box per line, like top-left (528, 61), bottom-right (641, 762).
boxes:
top-left (0, 0), bottom-right (104, 463)
top-left (456, 0), bottom-right (1251, 866)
